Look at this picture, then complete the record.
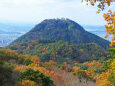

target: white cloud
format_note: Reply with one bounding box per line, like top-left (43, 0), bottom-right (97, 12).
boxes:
top-left (0, 0), bottom-right (114, 25)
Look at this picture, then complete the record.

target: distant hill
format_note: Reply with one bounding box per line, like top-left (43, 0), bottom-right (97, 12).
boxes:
top-left (83, 25), bottom-right (111, 41)
top-left (0, 23), bottom-right (33, 32)
top-left (0, 29), bottom-right (23, 47)
top-left (83, 25), bottom-right (105, 31)
top-left (0, 23), bottom-right (34, 47)
top-left (12, 18), bottom-right (110, 49)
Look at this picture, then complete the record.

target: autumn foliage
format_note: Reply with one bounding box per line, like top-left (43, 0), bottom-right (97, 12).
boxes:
top-left (1, 1), bottom-right (115, 85)
top-left (104, 10), bottom-right (115, 46)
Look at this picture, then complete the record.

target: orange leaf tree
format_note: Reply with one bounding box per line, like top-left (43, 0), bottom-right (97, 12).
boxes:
top-left (83, 0), bottom-right (115, 46)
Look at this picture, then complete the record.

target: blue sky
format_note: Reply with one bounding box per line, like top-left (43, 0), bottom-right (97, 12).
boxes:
top-left (0, 0), bottom-right (115, 25)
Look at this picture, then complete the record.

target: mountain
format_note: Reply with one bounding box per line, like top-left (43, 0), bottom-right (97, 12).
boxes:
top-left (12, 18), bottom-right (110, 49)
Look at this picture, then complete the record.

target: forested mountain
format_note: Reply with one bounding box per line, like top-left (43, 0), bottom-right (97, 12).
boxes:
top-left (12, 19), bottom-right (110, 49)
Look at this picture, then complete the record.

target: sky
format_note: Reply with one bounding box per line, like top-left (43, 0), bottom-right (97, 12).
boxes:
top-left (0, 0), bottom-right (115, 25)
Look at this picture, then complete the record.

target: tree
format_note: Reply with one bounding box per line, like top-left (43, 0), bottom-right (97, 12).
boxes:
top-left (24, 58), bottom-right (32, 65)
top-left (19, 68), bottom-right (54, 86)
top-left (83, 0), bottom-right (115, 46)
top-left (0, 62), bottom-right (13, 86)
top-left (83, 0), bottom-right (114, 11)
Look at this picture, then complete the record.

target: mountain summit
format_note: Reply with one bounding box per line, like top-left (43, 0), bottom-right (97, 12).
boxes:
top-left (12, 18), bottom-right (109, 48)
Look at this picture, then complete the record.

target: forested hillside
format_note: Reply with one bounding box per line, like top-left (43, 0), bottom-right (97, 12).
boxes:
top-left (9, 40), bottom-right (108, 63)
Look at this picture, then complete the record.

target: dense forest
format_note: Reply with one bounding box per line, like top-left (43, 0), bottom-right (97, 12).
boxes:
top-left (0, 46), bottom-right (115, 86)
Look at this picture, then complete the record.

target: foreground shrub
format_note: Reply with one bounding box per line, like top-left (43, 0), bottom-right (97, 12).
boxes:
top-left (19, 68), bottom-right (54, 86)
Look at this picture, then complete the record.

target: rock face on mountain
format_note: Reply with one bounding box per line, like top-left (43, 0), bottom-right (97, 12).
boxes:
top-left (12, 18), bottom-right (110, 49)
